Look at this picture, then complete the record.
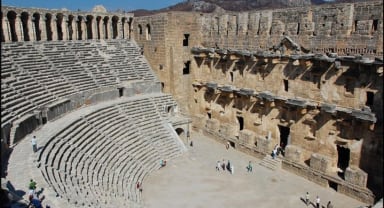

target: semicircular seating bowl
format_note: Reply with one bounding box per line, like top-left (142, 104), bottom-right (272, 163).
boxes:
top-left (37, 94), bottom-right (184, 207)
top-left (1, 39), bottom-right (157, 137)
top-left (2, 40), bottom-right (184, 207)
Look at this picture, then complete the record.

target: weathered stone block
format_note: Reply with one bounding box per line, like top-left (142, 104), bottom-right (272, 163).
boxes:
top-left (344, 167), bottom-right (368, 188)
top-left (310, 153), bottom-right (331, 173)
top-left (192, 114), bottom-right (206, 130)
top-left (238, 129), bottom-right (255, 146)
top-left (219, 123), bottom-right (237, 138)
top-left (206, 118), bottom-right (220, 132)
top-left (255, 136), bottom-right (270, 154)
top-left (285, 145), bottom-right (303, 163)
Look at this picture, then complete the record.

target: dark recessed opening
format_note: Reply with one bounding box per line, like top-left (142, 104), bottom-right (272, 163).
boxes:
top-left (337, 145), bottom-right (350, 179)
top-left (283, 79), bottom-right (289, 92)
top-left (183, 34), bottom-right (190, 46)
top-left (118, 88), bottom-right (123, 97)
top-left (237, 116), bottom-right (244, 130)
top-left (278, 125), bottom-right (290, 148)
top-left (328, 180), bottom-right (338, 191)
top-left (183, 61), bottom-right (191, 75)
top-left (373, 19), bottom-right (378, 31)
top-left (297, 23), bottom-right (300, 35)
top-left (42, 117), bottom-right (47, 124)
top-left (366, 91), bottom-right (374, 106)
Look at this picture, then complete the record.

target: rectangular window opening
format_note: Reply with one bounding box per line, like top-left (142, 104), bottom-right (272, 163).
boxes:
top-left (283, 79), bottom-right (289, 92)
top-left (366, 91), bottom-right (374, 106)
top-left (183, 34), bottom-right (190, 46)
top-left (183, 61), bottom-right (191, 75)
top-left (345, 78), bottom-right (354, 94)
top-left (373, 19), bottom-right (378, 31)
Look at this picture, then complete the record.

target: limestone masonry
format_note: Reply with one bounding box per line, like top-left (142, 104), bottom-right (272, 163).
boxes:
top-left (1, 1), bottom-right (383, 206)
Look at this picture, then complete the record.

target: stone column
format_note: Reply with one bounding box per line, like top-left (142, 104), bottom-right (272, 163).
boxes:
top-left (107, 17), bottom-right (113, 39)
top-left (61, 15), bottom-right (68, 40)
top-left (92, 17), bottom-right (97, 40)
top-left (116, 18), bottom-right (122, 39)
top-left (40, 16), bottom-right (47, 41)
top-left (75, 16), bottom-right (81, 40)
top-left (31, 16), bottom-right (37, 41)
top-left (2, 13), bottom-right (11, 42)
top-left (15, 14), bottom-right (24, 41)
top-left (100, 18), bottom-right (105, 39)
top-left (51, 16), bottom-right (57, 40)
top-left (71, 17), bottom-right (77, 40)
top-left (81, 17), bottom-right (87, 40)
top-left (122, 19), bottom-right (128, 39)
top-left (27, 15), bottom-right (35, 41)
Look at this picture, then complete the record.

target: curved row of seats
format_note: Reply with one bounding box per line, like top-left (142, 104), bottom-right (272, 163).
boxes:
top-left (1, 40), bottom-right (157, 128)
top-left (37, 94), bottom-right (183, 207)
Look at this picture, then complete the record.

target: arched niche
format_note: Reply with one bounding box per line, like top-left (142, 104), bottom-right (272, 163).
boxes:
top-left (32, 13), bottom-right (41, 41)
top-left (7, 11), bottom-right (18, 42)
top-left (20, 12), bottom-right (30, 41)
top-left (86, 15), bottom-right (94, 39)
top-left (112, 16), bottom-right (119, 39)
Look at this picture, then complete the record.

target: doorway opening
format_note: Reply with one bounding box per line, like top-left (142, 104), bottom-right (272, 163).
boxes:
top-left (278, 125), bottom-right (290, 148)
top-left (42, 117), bottom-right (47, 124)
top-left (230, 72), bottom-right (234, 82)
top-left (337, 145), bottom-right (350, 178)
top-left (328, 180), bottom-right (338, 191)
top-left (118, 88), bottom-right (123, 97)
top-left (229, 141), bottom-right (235, 148)
top-left (366, 91), bottom-right (374, 106)
top-left (207, 112), bottom-right (211, 119)
top-left (237, 116), bottom-right (244, 130)
top-left (175, 128), bottom-right (184, 136)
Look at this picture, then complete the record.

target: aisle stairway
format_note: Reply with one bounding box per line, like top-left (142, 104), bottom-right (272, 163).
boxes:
top-left (259, 155), bottom-right (282, 171)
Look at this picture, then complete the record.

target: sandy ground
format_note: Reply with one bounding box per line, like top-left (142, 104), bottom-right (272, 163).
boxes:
top-left (142, 131), bottom-right (367, 208)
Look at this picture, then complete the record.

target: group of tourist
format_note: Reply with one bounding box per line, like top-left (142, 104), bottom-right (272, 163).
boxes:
top-left (271, 143), bottom-right (285, 159)
top-left (216, 159), bottom-right (235, 174)
top-left (160, 159), bottom-right (167, 168)
top-left (28, 179), bottom-right (48, 208)
top-left (136, 181), bottom-right (143, 193)
top-left (305, 192), bottom-right (334, 208)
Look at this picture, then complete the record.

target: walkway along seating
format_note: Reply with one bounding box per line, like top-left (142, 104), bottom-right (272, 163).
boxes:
top-left (37, 94), bottom-right (185, 207)
top-left (1, 39), bottom-right (159, 145)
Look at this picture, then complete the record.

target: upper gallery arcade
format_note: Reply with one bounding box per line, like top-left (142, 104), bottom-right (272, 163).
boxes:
top-left (1, 6), bottom-right (134, 42)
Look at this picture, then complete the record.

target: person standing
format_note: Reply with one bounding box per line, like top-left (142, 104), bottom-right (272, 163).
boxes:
top-left (316, 196), bottom-right (320, 208)
top-left (247, 161), bottom-right (253, 172)
top-left (305, 192), bottom-right (310, 206)
top-left (216, 161), bottom-right (221, 171)
top-left (31, 136), bottom-right (37, 153)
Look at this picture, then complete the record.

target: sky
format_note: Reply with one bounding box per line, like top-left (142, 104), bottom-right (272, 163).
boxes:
top-left (1, 0), bottom-right (184, 12)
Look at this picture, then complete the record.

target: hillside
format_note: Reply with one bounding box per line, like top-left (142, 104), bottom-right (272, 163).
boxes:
top-left (132, 0), bottom-right (376, 16)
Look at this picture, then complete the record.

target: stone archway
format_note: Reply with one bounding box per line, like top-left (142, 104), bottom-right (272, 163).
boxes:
top-left (20, 12), bottom-right (30, 41)
top-left (45, 13), bottom-right (53, 40)
top-left (32, 13), bottom-right (41, 41)
top-left (7, 11), bottom-right (18, 42)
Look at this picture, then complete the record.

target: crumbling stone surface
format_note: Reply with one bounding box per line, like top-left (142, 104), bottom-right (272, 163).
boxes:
top-left (310, 153), bottom-right (332, 173)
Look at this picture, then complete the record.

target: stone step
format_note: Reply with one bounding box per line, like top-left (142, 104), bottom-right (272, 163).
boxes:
top-left (259, 155), bottom-right (282, 171)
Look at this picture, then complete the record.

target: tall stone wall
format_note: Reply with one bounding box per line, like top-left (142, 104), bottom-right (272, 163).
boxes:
top-left (135, 0), bottom-right (383, 202)
top-left (198, 1), bottom-right (382, 57)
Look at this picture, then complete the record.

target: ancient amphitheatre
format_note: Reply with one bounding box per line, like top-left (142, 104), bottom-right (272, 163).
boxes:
top-left (0, 1), bottom-right (383, 207)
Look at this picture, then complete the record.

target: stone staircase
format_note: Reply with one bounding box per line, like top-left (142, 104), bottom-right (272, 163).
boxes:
top-left (259, 155), bottom-right (282, 171)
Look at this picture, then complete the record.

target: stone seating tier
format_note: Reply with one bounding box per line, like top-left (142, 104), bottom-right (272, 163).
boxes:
top-left (36, 94), bottom-right (182, 207)
top-left (1, 39), bottom-right (159, 128)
